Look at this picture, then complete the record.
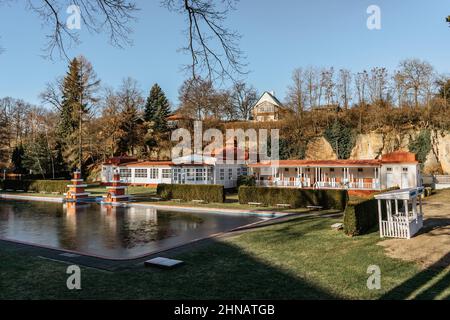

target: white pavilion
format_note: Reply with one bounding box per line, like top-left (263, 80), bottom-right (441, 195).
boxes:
top-left (374, 187), bottom-right (424, 239)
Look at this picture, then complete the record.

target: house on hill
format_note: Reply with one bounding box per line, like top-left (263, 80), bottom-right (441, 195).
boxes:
top-left (251, 91), bottom-right (290, 122)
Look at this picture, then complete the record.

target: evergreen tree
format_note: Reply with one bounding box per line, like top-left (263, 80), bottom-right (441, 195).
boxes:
top-left (117, 104), bottom-right (141, 155)
top-left (144, 84), bottom-right (170, 132)
top-left (324, 120), bottom-right (356, 159)
top-left (408, 129), bottom-right (431, 168)
top-left (11, 144), bottom-right (25, 173)
top-left (57, 56), bottom-right (99, 173)
top-left (23, 134), bottom-right (52, 178)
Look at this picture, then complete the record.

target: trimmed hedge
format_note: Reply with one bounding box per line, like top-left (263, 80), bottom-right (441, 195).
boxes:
top-left (237, 175), bottom-right (256, 187)
top-left (343, 187), bottom-right (404, 236)
top-left (0, 179), bottom-right (70, 194)
top-left (343, 198), bottom-right (382, 236)
top-left (157, 184), bottom-right (225, 203)
top-left (238, 186), bottom-right (348, 210)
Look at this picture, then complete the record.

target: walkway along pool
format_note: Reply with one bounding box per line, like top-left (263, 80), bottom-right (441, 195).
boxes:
top-left (0, 200), bottom-right (262, 259)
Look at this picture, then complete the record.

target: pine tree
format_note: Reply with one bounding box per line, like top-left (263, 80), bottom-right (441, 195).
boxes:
top-left (117, 104), bottom-right (141, 155)
top-left (57, 56), bottom-right (99, 173)
top-left (11, 144), bottom-right (25, 173)
top-left (144, 84), bottom-right (170, 132)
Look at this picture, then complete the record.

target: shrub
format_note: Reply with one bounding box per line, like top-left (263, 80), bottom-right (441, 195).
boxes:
top-left (237, 175), bottom-right (256, 187)
top-left (343, 188), bottom-right (399, 236)
top-left (343, 198), bottom-right (381, 236)
top-left (0, 179), bottom-right (69, 194)
top-left (238, 186), bottom-right (348, 210)
top-left (157, 184), bottom-right (225, 203)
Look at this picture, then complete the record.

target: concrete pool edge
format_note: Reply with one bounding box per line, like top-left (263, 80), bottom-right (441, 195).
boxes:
top-left (0, 192), bottom-right (288, 218)
top-left (0, 214), bottom-right (277, 262)
top-left (0, 193), bottom-right (64, 203)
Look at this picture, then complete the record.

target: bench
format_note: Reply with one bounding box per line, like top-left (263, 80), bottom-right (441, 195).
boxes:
top-left (192, 199), bottom-right (205, 204)
top-left (276, 203), bottom-right (291, 208)
top-left (307, 205), bottom-right (323, 211)
top-left (150, 197), bottom-right (162, 201)
top-left (172, 198), bottom-right (182, 202)
top-left (248, 202), bottom-right (263, 206)
top-left (51, 192), bottom-right (60, 195)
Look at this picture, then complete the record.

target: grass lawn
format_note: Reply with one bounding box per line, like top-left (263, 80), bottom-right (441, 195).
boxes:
top-left (1, 214), bottom-right (448, 300)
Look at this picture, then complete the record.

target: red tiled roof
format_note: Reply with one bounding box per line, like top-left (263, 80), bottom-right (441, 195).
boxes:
top-left (381, 151), bottom-right (418, 163)
top-left (103, 156), bottom-right (138, 165)
top-left (248, 159), bottom-right (382, 168)
top-left (123, 161), bottom-right (174, 167)
top-left (113, 161), bottom-right (213, 167)
top-left (248, 151), bottom-right (418, 168)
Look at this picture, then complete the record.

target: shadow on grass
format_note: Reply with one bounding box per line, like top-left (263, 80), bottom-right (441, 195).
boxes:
top-left (380, 251), bottom-right (450, 300)
top-left (0, 236), bottom-right (337, 299)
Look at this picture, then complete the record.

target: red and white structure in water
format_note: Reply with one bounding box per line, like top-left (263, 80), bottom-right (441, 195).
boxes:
top-left (102, 170), bottom-right (130, 203)
top-left (65, 170), bottom-right (90, 201)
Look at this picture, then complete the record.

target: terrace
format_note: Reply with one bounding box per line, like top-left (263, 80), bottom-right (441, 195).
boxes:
top-left (250, 161), bottom-right (382, 191)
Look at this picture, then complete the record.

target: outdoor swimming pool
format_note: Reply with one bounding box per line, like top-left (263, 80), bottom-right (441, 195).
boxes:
top-left (0, 200), bottom-right (261, 259)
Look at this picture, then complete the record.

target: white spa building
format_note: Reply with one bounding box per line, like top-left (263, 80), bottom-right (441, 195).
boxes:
top-left (101, 151), bottom-right (422, 191)
top-left (101, 154), bottom-right (247, 189)
top-left (248, 151), bottom-right (422, 192)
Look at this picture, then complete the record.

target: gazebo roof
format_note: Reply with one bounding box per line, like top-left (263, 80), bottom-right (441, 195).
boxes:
top-left (374, 187), bottom-right (424, 200)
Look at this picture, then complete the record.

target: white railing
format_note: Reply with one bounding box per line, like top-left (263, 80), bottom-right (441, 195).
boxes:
top-left (256, 179), bottom-right (380, 190)
top-left (381, 218), bottom-right (409, 239)
top-left (435, 175), bottom-right (450, 184)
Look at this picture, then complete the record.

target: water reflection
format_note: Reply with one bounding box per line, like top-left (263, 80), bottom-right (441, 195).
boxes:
top-left (0, 200), bottom-right (260, 259)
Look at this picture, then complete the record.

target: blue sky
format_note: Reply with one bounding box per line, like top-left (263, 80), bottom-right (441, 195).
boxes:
top-left (0, 0), bottom-right (449, 107)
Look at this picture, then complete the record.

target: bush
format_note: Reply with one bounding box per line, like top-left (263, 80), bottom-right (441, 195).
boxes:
top-left (0, 179), bottom-right (70, 194)
top-left (237, 175), bottom-right (256, 187)
top-left (343, 188), bottom-right (399, 236)
top-left (238, 186), bottom-right (348, 210)
top-left (343, 198), bottom-right (382, 236)
top-left (157, 184), bottom-right (225, 203)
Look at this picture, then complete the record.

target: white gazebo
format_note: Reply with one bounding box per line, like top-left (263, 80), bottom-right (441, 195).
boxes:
top-left (374, 187), bottom-right (424, 239)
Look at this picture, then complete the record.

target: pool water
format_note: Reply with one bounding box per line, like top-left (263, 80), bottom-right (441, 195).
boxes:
top-left (0, 200), bottom-right (261, 259)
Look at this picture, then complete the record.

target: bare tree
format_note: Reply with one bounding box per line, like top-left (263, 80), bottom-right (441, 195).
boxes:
top-left (286, 68), bottom-right (306, 114)
top-left (393, 71), bottom-right (407, 108)
top-left (19, 0), bottom-right (138, 59)
top-left (319, 67), bottom-right (335, 107)
top-left (163, 0), bottom-right (246, 81)
top-left (230, 82), bottom-right (257, 120)
top-left (304, 66), bottom-right (320, 109)
top-left (337, 69), bottom-right (352, 109)
top-left (367, 67), bottom-right (389, 104)
top-left (355, 70), bottom-right (369, 106)
top-left (397, 59), bottom-right (434, 108)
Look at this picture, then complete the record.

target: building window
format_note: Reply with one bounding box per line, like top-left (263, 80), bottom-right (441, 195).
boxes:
top-left (330, 168), bottom-right (335, 172)
top-left (149, 168), bottom-right (159, 179)
top-left (135, 169), bottom-right (147, 178)
top-left (162, 169), bottom-right (171, 179)
top-left (387, 167), bottom-right (392, 172)
top-left (241, 167), bottom-right (248, 176)
top-left (402, 167), bottom-right (408, 172)
top-left (284, 168), bottom-right (289, 172)
top-left (237, 168), bottom-right (241, 176)
top-left (358, 168), bottom-right (363, 172)
top-left (185, 168), bottom-right (195, 181)
top-left (196, 168), bottom-right (204, 181)
top-left (120, 168), bottom-right (132, 178)
top-left (219, 169), bottom-right (225, 180)
top-left (228, 168), bottom-right (233, 180)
